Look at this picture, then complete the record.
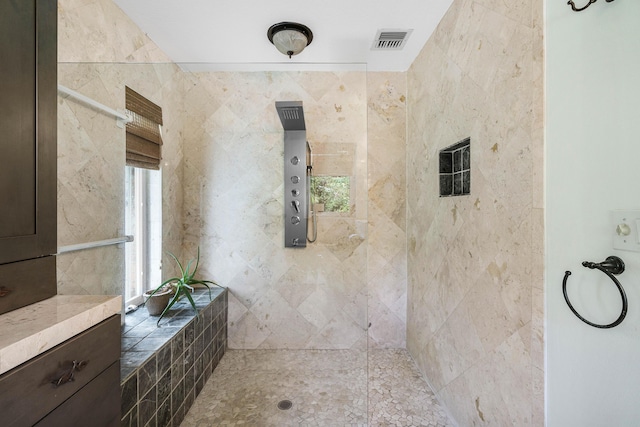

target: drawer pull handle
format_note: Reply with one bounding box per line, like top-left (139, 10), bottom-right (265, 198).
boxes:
top-left (51, 360), bottom-right (88, 387)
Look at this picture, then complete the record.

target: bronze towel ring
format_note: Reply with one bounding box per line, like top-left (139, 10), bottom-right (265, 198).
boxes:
top-left (567, 0), bottom-right (615, 13)
top-left (562, 256), bottom-right (627, 329)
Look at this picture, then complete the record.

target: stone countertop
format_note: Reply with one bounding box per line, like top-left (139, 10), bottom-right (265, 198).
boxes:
top-left (0, 295), bottom-right (122, 375)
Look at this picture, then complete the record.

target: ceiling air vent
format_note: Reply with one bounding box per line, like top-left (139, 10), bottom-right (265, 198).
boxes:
top-left (371, 29), bottom-right (413, 50)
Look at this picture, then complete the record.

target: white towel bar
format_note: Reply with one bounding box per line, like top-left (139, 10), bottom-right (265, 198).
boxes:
top-left (57, 235), bottom-right (134, 254)
top-left (58, 84), bottom-right (131, 127)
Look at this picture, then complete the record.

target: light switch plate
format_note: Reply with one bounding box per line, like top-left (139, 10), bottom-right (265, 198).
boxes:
top-left (612, 210), bottom-right (640, 252)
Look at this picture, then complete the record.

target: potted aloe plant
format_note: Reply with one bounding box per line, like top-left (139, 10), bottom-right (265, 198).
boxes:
top-left (145, 247), bottom-right (219, 325)
top-left (143, 285), bottom-right (173, 316)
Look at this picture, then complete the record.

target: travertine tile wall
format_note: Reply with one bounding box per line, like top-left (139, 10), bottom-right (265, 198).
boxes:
top-left (367, 73), bottom-right (407, 348)
top-left (182, 71), bottom-right (373, 349)
top-left (57, 0), bottom-right (411, 350)
top-left (406, 0), bottom-right (544, 425)
top-left (57, 0), bottom-right (185, 295)
top-left (181, 71), bottom-right (409, 350)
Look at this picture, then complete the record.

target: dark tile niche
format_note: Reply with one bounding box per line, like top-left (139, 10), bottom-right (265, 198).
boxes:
top-left (120, 287), bottom-right (227, 427)
top-left (439, 137), bottom-right (470, 197)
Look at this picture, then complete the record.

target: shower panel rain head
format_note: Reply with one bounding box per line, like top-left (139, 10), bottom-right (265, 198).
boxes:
top-left (276, 101), bottom-right (306, 131)
top-left (276, 101), bottom-right (309, 247)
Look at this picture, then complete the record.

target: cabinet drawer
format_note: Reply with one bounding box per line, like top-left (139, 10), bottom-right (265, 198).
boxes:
top-left (0, 257), bottom-right (56, 315)
top-left (35, 361), bottom-right (120, 427)
top-left (0, 314), bottom-right (120, 427)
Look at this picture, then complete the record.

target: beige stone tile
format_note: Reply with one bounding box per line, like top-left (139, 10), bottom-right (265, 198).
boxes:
top-left (319, 310), bottom-right (366, 349)
top-left (408, 0), bottom-right (542, 423)
top-left (227, 311), bottom-right (271, 349)
top-left (440, 304), bottom-right (486, 383)
top-left (296, 287), bottom-right (342, 331)
top-left (367, 298), bottom-right (406, 349)
top-left (181, 349), bottom-right (454, 427)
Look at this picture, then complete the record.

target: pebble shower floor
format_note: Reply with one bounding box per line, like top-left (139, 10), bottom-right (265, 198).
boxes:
top-left (180, 348), bottom-right (454, 426)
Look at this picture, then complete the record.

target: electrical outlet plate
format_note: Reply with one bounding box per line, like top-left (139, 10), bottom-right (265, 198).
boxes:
top-left (612, 210), bottom-right (640, 252)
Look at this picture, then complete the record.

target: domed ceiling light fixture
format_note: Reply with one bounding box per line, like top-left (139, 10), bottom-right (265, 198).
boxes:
top-left (267, 22), bottom-right (313, 58)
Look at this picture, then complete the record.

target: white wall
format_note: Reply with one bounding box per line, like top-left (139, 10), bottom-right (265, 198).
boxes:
top-left (546, 1), bottom-right (640, 426)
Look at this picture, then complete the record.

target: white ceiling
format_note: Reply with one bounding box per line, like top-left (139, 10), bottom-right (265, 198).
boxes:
top-left (112, 0), bottom-right (454, 72)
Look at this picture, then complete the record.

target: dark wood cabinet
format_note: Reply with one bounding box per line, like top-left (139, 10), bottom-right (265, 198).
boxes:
top-left (0, 6), bottom-right (121, 426)
top-left (35, 362), bottom-right (121, 427)
top-left (0, 0), bottom-right (57, 314)
top-left (0, 315), bottom-right (121, 427)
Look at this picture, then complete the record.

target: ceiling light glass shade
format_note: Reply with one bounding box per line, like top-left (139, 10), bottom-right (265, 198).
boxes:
top-left (268, 22), bottom-right (313, 58)
top-left (272, 30), bottom-right (308, 57)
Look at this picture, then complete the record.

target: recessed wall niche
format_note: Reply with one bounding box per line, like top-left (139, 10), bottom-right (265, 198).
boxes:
top-left (439, 137), bottom-right (470, 197)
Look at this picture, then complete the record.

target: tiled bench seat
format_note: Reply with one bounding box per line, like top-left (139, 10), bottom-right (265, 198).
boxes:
top-left (120, 287), bottom-right (227, 427)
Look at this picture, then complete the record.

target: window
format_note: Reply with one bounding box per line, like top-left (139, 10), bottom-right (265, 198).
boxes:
top-left (310, 176), bottom-right (351, 213)
top-left (124, 87), bottom-right (163, 308)
top-left (439, 137), bottom-right (470, 197)
top-left (125, 166), bottom-right (162, 307)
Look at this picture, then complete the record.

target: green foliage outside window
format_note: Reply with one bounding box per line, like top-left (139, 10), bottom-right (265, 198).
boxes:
top-left (310, 176), bottom-right (350, 213)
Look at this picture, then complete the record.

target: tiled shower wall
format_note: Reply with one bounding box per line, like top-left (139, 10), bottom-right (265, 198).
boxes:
top-left (406, 0), bottom-right (544, 425)
top-left (57, 0), bottom-right (186, 295)
top-left (57, 0), bottom-right (410, 350)
top-left (182, 71), bottom-right (371, 349)
top-left (366, 73), bottom-right (407, 348)
top-left (181, 71), bottom-right (409, 350)
top-left (55, 2), bottom-right (549, 425)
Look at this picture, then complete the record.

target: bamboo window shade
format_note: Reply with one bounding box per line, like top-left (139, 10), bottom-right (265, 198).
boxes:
top-left (125, 86), bottom-right (163, 170)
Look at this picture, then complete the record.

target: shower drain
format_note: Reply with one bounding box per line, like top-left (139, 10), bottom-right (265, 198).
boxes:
top-left (277, 400), bottom-right (293, 410)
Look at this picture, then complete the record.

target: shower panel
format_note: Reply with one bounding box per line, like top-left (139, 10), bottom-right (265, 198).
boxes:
top-left (276, 101), bottom-right (310, 247)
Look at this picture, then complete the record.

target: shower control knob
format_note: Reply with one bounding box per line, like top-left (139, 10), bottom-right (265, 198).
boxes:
top-left (291, 216), bottom-right (300, 225)
top-left (291, 189), bottom-right (300, 197)
top-left (291, 156), bottom-right (300, 165)
top-left (291, 200), bottom-right (300, 213)
top-left (291, 176), bottom-right (300, 184)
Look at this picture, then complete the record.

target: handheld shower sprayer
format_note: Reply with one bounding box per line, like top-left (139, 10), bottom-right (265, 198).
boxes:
top-left (307, 162), bottom-right (317, 243)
